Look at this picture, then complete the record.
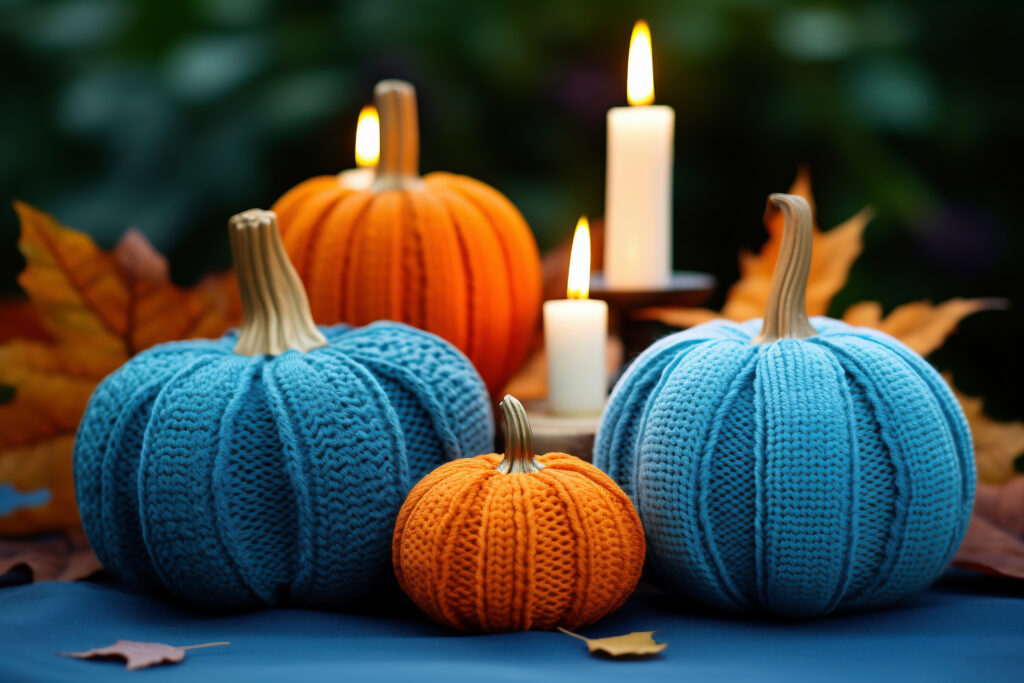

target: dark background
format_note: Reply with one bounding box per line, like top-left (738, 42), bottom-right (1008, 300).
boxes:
top-left (1, 0), bottom-right (1022, 416)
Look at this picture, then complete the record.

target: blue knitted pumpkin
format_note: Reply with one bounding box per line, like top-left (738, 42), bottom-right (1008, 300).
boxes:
top-left (73, 209), bottom-right (493, 610)
top-left (594, 194), bottom-right (974, 617)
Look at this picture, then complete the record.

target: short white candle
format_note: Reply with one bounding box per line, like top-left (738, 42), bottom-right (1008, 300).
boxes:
top-left (338, 104), bottom-right (379, 190)
top-left (604, 20), bottom-right (674, 290)
top-left (544, 217), bottom-right (608, 416)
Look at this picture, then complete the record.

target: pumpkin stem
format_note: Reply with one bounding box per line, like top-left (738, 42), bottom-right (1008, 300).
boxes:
top-left (229, 209), bottom-right (327, 356)
top-left (372, 79), bottom-right (425, 192)
top-left (753, 193), bottom-right (818, 344)
top-left (495, 395), bottom-right (545, 474)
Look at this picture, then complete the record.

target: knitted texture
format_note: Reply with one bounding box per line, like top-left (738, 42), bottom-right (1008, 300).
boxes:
top-left (594, 317), bottom-right (975, 617)
top-left (270, 172), bottom-right (542, 395)
top-left (74, 321), bottom-right (493, 610)
top-left (392, 453), bottom-right (645, 632)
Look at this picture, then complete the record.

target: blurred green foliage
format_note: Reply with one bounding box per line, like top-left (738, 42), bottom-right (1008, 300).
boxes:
top-left (1, 0), bottom-right (1023, 413)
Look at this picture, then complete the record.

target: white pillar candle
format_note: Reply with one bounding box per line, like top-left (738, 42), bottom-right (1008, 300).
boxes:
top-left (544, 217), bottom-right (608, 416)
top-left (338, 104), bottom-right (379, 190)
top-left (604, 20), bottom-right (674, 290)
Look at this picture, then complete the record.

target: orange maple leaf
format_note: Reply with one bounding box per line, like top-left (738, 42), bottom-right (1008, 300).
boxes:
top-left (0, 202), bottom-right (240, 534)
top-left (636, 169), bottom-right (996, 353)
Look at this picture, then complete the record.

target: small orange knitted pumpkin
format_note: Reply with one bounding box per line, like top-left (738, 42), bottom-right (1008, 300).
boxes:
top-left (271, 80), bottom-right (542, 395)
top-left (393, 395), bottom-right (645, 632)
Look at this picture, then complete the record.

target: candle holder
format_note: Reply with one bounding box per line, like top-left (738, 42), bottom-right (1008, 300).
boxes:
top-left (590, 270), bottom-right (716, 361)
top-left (517, 400), bottom-right (603, 463)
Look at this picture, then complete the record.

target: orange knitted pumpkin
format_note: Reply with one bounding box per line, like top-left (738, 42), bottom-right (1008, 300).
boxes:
top-left (271, 80), bottom-right (542, 395)
top-left (393, 395), bottom-right (645, 632)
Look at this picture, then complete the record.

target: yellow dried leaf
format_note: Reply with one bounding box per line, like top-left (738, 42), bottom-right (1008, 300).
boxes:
top-left (946, 374), bottom-right (1024, 484)
top-left (841, 298), bottom-right (1003, 356)
top-left (0, 202), bottom-right (240, 534)
top-left (558, 628), bottom-right (667, 657)
top-left (635, 169), bottom-right (871, 327)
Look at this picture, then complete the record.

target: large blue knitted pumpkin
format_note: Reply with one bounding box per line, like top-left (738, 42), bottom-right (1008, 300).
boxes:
top-left (594, 194), bottom-right (974, 617)
top-left (73, 209), bottom-right (493, 610)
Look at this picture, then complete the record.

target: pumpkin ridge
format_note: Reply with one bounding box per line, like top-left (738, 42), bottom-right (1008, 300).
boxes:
top-left (430, 466), bottom-right (490, 628)
top-left (696, 350), bottom-right (759, 611)
top-left (825, 330), bottom-right (975, 539)
top-left (332, 193), bottom-right (377, 322)
top-left (286, 189), bottom-right (350, 279)
top-left (472, 470), bottom-right (500, 631)
top-left (96, 357), bottom-right (207, 590)
top-left (138, 356), bottom-right (254, 605)
top-left (208, 357), bottom-right (271, 603)
top-left (432, 180), bottom-right (522, 385)
top-left (398, 191), bottom-right (424, 328)
top-left (433, 191), bottom-right (483, 383)
top-left (754, 342), bottom-right (856, 616)
top-left (131, 354), bottom-right (222, 591)
top-left (540, 468), bottom-right (594, 628)
top-left (289, 350), bottom-right (409, 604)
top-left (428, 174), bottom-right (541, 385)
top-left (638, 341), bottom-right (751, 604)
top-left (810, 336), bottom-right (964, 604)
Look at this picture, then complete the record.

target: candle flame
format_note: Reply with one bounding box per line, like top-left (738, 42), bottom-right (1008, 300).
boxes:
top-left (566, 216), bottom-right (591, 300)
top-left (627, 20), bottom-right (655, 106)
top-left (354, 105), bottom-right (380, 168)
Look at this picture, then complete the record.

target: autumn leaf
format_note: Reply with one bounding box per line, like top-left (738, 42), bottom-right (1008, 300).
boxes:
top-left (558, 628), bottom-right (667, 657)
top-left (59, 640), bottom-right (229, 671)
top-left (954, 477), bottom-right (1024, 580)
top-left (638, 168), bottom-right (872, 328)
top-left (946, 375), bottom-right (1024, 485)
top-left (841, 299), bottom-right (1005, 357)
top-left (0, 528), bottom-right (101, 582)
top-left (0, 202), bottom-right (241, 534)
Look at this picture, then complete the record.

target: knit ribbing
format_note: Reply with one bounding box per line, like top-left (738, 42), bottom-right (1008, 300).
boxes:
top-left (73, 321), bottom-right (493, 609)
top-left (392, 453), bottom-right (645, 632)
top-left (600, 316), bottom-right (974, 616)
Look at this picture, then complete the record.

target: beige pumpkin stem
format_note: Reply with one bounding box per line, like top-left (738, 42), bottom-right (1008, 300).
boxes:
top-left (495, 395), bottom-right (545, 474)
top-left (372, 79), bottom-right (425, 192)
top-left (753, 193), bottom-right (818, 344)
top-left (229, 209), bottom-right (327, 356)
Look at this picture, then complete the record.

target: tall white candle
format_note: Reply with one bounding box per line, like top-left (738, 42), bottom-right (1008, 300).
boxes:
top-left (337, 104), bottom-right (379, 190)
top-left (544, 217), bottom-right (608, 416)
top-left (604, 20), bottom-right (674, 290)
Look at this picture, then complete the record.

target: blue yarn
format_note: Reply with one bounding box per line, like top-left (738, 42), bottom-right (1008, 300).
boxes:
top-left (73, 321), bottom-right (493, 609)
top-left (594, 317), bottom-right (974, 617)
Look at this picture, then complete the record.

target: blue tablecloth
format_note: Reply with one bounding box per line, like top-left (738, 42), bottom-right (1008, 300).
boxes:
top-left (1, 572), bottom-right (1022, 682)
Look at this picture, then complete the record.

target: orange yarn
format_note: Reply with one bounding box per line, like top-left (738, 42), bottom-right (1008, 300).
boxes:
top-left (392, 452), bottom-right (645, 632)
top-left (270, 81), bottom-right (541, 396)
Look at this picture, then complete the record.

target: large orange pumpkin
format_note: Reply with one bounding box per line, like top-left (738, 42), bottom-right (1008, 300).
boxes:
top-left (271, 80), bottom-right (542, 395)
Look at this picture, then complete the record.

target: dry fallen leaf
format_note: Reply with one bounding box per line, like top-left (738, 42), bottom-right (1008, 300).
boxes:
top-left (59, 640), bottom-right (229, 671)
top-left (954, 477), bottom-right (1024, 580)
top-left (946, 375), bottom-right (1024, 485)
top-left (841, 299), bottom-right (1005, 357)
top-left (558, 627), bottom-right (667, 658)
top-left (638, 168), bottom-right (871, 329)
top-left (0, 202), bottom-right (241, 534)
top-left (0, 528), bottom-right (101, 582)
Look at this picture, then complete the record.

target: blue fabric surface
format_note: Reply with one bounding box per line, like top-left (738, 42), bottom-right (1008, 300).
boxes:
top-left (0, 572), bottom-right (1021, 682)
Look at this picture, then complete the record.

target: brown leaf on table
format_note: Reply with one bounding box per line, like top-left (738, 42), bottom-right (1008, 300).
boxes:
top-left (946, 375), bottom-right (1024, 485)
top-left (59, 640), bottom-right (230, 671)
top-left (0, 528), bottom-right (102, 581)
top-left (954, 477), bottom-right (1024, 580)
top-left (841, 299), bottom-right (1004, 357)
top-left (637, 168), bottom-right (872, 329)
top-left (0, 202), bottom-right (241, 534)
top-left (558, 628), bottom-right (666, 657)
